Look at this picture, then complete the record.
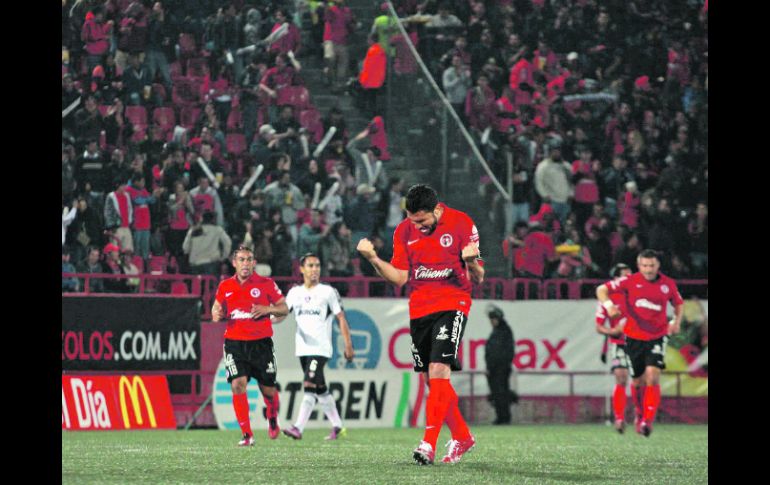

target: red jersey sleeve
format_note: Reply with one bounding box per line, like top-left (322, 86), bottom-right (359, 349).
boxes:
top-left (460, 215), bottom-right (484, 267)
top-left (595, 302), bottom-right (608, 325)
top-left (390, 223), bottom-right (409, 270)
top-left (215, 281), bottom-right (227, 304)
top-left (605, 275), bottom-right (630, 294)
top-left (669, 281), bottom-right (684, 306)
top-left (265, 279), bottom-right (284, 304)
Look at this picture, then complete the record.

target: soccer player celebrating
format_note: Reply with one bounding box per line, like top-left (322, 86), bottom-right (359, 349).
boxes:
top-left (357, 184), bottom-right (484, 465)
top-left (594, 263), bottom-right (633, 433)
top-left (276, 252), bottom-right (355, 440)
top-left (212, 246), bottom-right (289, 446)
top-left (596, 249), bottom-right (683, 437)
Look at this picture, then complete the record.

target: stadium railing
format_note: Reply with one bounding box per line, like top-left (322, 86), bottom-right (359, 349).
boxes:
top-left (64, 273), bottom-right (708, 317)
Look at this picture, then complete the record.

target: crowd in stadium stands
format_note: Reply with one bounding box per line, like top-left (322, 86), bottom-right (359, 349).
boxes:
top-left (62, 0), bottom-right (707, 292)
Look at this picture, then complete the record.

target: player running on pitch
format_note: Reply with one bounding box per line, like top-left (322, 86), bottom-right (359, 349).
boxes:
top-left (596, 249), bottom-right (683, 437)
top-left (212, 246), bottom-right (289, 446)
top-left (357, 184), bottom-right (484, 465)
top-left (595, 263), bottom-right (634, 433)
top-left (275, 252), bottom-right (355, 440)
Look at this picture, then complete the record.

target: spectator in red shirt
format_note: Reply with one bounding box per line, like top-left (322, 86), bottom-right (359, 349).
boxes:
top-left (125, 173), bottom-right (159, 262)
top-left (464, 74), bottom-right (497, 133)
top-left (514, 220), bottom-right (557, 278)
top-left (358, 35), bottom-right (387, 117)
top-left (269, 8), bottom-right (302, 57)
top-left (81, 7), bottom-right (114, 78)
top-left (323, 0), bottom-right (355, 90)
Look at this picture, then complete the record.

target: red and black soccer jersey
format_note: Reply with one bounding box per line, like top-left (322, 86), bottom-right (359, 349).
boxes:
top-left (605, 272), bottom-right (684, 341)
top-left (215, 273), bottom-right (284, 340)
top-left (391, 203), bottom-right (483, 319)
top-left (595, 292), bottom-right (627, 345)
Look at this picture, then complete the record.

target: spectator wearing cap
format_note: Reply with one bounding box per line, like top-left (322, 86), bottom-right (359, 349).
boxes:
top-left (534, 140), bottom-right (573, 226)
top-left (183, 211), bottom-right (232, 276)
top-left (76, 245), bottom-right (107, 293)
top-left (344, 184), bottom-right (378, 247)
top-left (102, 243), bottom-right (130, 293)
top-left (104, 179), bottom-right (134, 253)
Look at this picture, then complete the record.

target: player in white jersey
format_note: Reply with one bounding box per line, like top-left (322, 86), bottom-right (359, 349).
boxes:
top-left (275, 253), bottom-right (355, 440)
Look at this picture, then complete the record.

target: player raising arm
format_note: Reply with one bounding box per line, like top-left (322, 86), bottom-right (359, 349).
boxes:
top-left (358, 184), bottom-right (483, 465)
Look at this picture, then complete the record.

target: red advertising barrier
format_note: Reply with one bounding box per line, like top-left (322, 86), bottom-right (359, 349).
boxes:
top-left (62, 375), bottom-right (176, 430)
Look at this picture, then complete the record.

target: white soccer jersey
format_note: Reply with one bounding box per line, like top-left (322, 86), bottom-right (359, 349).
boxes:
top-left (285, 283), bottom-right (343, 358)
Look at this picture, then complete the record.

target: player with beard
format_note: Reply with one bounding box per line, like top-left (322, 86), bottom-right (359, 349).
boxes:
top-left (357, 184), bottom-right (484, 465)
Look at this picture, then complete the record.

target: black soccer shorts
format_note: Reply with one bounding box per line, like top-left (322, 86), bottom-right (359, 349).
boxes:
top-left (625, 336), bottom-right (668, 379)
top-left (409, 310), bottom-right (467, 373)
top-left (223, 338), bottom-right (278, 387)
top-left (609, 343), bottom-right (632, 371)
top-left (299, 356), bottom-right (328, 387)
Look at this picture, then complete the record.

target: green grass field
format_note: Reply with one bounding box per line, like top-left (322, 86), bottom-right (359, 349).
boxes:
top-left (62, 424), bottom-right (707, 484)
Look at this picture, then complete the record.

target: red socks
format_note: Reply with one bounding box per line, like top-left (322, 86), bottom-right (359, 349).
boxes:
top-left (444, 397), bottom-right (471, 441)
top-left (264, 392), bottom-right (280, 421)
top-left (612, 384), bottom-right (627, 421)
top-left (642, 384), bottom-right (661, 423)
top-left (422, 378), bottom-right (453, 449)
top-left (631, 385), bottom-right (644, 420)
top-left (232, 393), bottom-right (252, 436)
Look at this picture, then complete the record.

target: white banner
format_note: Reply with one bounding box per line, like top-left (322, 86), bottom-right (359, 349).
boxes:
top-left (212, 298), bottom-right (707, 429)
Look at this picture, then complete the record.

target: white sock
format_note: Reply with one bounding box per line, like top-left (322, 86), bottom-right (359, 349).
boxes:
top-left (317, 392), bottom-right (342, 428)
top-left (294, 393), bottom-right (317, 432)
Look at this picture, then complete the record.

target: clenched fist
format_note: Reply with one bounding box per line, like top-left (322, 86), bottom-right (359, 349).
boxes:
top-left (462, 241), bottom-right (480, 262)
top-left (357, 238), bottom-right (377, 261)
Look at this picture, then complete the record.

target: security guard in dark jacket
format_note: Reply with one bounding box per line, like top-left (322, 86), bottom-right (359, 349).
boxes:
top-left (485, 305), bottom-right (518, 424)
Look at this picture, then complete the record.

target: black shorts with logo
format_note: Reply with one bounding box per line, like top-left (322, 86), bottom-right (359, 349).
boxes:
top-left (609, 343), bottom-right (631, 371)
top-left (223, 338), bottom-right (278, 386)
top-left (299, 356), bottom-right (328, 387)
top-left (625, 336), bottom-right (668, 378)
top-left (410, 310), bottom-right (467, 373)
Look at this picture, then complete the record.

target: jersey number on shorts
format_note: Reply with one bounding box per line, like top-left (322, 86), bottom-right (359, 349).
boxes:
top-left (225, 353), bottom-right (237, 377)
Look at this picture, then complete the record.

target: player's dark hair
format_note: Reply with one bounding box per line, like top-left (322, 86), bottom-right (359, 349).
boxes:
top-left (637, 249), bottom-right (660, 261)
top-left (231, 245), bottom-right (254, 260)
top-left (610, 263), bottom-right (630, 278)
top-left (405, 184), bottom-right (439, 213)
top-left (299, 252), bottom-right (320, 266)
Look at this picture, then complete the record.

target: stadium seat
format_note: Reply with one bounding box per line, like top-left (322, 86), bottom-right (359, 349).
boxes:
top-left (131, 126), bottom-right (147, 143)
top-left (179, 105), bottom-right (202, 130)
top-left (169, 60), bottom-right (183, 79)
top-left (131, 256), bottom-right (145, 274)
top-left (186, 57), bottom-right (209, 80)
top-left (226, 133), bottom-right (247, 156)
top-left (226, 106), bottom-right (242, 132)
top-left (152, 83), bottom-right (167, 103)
top-left (125, 106), bottom-right (148, 127)
top-left (172, 77), bottom-right (202, 106)
top-left (299, 108), bottom-right (323, 143)
top-left (153, 107), bottom-right (176, 133)
top-left (170, 281), bottom-right (189, 294)
top-left (277, 86), bottom-right (310, 111)
top-left (148, 255), bottom-right (168, 275)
